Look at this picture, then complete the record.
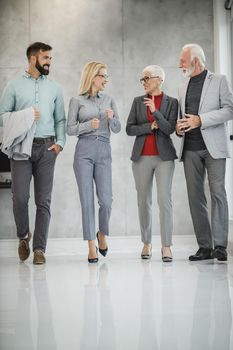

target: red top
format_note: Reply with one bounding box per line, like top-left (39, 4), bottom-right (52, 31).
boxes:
top-left (141, 92), bottom-right (163, 156)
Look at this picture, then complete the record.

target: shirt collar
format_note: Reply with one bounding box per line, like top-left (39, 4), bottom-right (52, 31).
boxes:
top-left (83, 92), bottom-right (101, 99)
top-left (23, 71), bottom-right (47, 80)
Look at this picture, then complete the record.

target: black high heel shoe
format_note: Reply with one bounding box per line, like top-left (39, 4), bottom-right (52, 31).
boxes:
top-left (141, 245), bottom-right (152, 260)
top-left (161, 247), bottom-right (173, 262)
top-left (88, 247), bottom-right (98, 263)
top-left (96, 232), bottom-right (108, 257)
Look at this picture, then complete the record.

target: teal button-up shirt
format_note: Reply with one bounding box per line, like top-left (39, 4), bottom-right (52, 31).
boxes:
top-left (0, 72), bottom-right (66, 148)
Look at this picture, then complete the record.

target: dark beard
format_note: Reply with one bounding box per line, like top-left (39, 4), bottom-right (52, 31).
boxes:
top-left (35, 59), bottom-right (50, 75)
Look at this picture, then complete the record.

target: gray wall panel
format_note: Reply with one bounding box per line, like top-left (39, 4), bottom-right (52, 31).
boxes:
top-left (0, 0), bottom-right (214, 238)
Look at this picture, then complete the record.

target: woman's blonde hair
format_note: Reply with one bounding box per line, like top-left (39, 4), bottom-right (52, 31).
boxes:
top-left (79, 61), bottom-right (107, 95)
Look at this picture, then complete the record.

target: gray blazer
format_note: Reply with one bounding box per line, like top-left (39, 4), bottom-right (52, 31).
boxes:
top-left (178, 70), bottom-right (233, 160)
top-left (126, 94), bottom-right (178, 162)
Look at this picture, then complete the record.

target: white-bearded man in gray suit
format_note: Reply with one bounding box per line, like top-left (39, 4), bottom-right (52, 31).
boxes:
top-left (176, 43), bottom-right (233, 262)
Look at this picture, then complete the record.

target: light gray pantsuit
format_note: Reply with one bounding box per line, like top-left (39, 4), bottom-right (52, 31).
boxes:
top-left (73, 136), bottom-right (112, 241)
top-left (132, 156), bottom-right (175, 245)
top-left (183, 149), bottom-right (228, 248)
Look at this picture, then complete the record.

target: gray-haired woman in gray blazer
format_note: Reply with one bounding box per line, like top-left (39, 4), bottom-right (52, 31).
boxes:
top-left (126, 65), bottom-right (178, 262)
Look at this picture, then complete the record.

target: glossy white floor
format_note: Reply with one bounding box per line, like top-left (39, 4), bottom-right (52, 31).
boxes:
top-left (0, 235), bottom-right (233, 350)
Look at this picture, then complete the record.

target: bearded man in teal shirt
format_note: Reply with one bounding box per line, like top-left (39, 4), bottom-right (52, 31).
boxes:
top-left (0, 42), bottom-right (66, 264)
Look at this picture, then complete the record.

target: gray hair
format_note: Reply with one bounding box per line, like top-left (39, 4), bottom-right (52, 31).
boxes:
top-left (182, 43), bottom-right (206, 67)
top-left (143, 65), bottom-right (165, 84)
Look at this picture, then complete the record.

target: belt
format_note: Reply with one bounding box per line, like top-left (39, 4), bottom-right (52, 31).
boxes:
top-left (79, 135), bottom-right (110, 143)
top-left (33, 137), bottom-right (55, 144)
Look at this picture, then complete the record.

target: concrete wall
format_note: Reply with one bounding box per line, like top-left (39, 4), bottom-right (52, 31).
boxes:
top-left (0, 0), bottom-right (214, 238)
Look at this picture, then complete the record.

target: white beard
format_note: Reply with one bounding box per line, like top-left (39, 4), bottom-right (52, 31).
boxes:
top-left (182, 64), bottom-right (195, 78)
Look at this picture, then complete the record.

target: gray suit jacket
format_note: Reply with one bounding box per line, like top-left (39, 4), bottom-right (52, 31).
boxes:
top-left (126, 94), bottom-right (178, 162)
top-left (178, 70), bottom-right (233, 160)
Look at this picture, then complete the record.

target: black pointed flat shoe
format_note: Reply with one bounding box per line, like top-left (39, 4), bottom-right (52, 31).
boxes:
top-left (96, 232), bottom-right (108, 257)
top-left (88, 247), bottom-right (98, 263)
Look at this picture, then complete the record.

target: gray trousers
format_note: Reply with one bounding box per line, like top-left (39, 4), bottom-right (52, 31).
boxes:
top-left (73, 136), bottom-right (112, 241)
top-left (132, 156), bottom-right (175, 246)
top-left (183, 149), bottom-right (228, 249)
top-left (10, 141), bottom-right (57, 252)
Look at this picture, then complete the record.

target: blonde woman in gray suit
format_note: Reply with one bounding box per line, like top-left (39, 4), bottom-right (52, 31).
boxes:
top-left (67, 61), bottom-right (121, 263)
top-left (126, 65), bottom-right (178, 262)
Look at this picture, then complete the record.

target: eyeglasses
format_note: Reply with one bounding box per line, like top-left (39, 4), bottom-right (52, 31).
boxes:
top-left (96, 74), bottom-right (109, 80)
top-left (140, 76), bottom-right (160, 84)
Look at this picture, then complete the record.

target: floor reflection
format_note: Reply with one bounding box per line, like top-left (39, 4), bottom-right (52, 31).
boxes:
top-left (138, 261), bottom-right (158, 349)
top-left (160, 264), bottom-right (178, 350)
top-left (191, 263), bottom-right (232, 350)
top-left (13, 264), bottom-right (34, 350)
top-left (5, 263), bottom-right (57, 350)
top-left (80, 262), bottom-right (116, 350)
top-left (33, 266), bottom-right (57, 350)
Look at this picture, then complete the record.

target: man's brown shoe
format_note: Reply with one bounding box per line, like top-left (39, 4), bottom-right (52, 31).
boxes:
top-left (18, 233), bottom-right (32, 261)
top-left (33, 250), bottom-right (46, 265)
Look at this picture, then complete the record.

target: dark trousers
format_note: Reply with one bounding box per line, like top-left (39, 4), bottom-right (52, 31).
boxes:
top-left (183, 149), bottom-right (228, 249)
top-left (10, 141), bottom-right (57, 252)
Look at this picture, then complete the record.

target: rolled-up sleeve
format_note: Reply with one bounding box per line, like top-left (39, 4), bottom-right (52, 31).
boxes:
top-left (54, 87), bottom-right (66, 148)
top-left (66, 97), bottom-right (94, 136)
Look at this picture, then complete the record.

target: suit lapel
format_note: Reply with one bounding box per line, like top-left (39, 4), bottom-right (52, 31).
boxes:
top-left (199, 70), bottom-right (213, 112)
top-left (140, 94), bottom-right (168, 119)
top-left (160, 94), bottom-right (169, 116)
top-left (140, 95), bottom-right (148, 121)
top-left (180, 79), bottom-right (190, 117)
